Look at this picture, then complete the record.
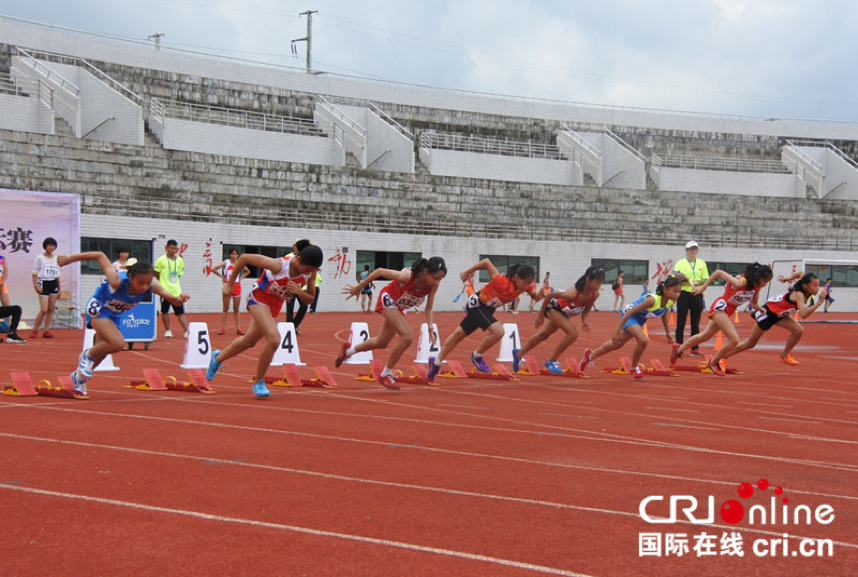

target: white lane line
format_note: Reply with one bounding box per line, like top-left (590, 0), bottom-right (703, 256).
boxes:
top-left (0, 484), bottom-right (593, 576)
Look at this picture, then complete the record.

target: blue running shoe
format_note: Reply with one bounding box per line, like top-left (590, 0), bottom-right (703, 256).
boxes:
top-left (206, 350), bottom-right (222, 381)
top-left (512, 349), bottom-right (521, 372)
top-left (427, 357), bottom-right (440, 381)
top-left (252, 380), bottom-right (270, 399)
top-left (544, 360), bottom-right (564, 375)
top-left (471, 353), bottom-right (490, 373)
top-left (78, 349), bottom-right (95, 378)
top-left (71, 372), bottom-right (88, 397)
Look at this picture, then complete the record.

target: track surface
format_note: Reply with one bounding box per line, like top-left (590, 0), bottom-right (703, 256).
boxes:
top-left (2, 310), bottom-right (857, 576)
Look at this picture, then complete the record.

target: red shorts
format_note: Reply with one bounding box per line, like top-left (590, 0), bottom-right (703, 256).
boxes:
top-left (247, 289), bottom-right (284, 317)
top-left (225, 282), bottom-right (241, 297)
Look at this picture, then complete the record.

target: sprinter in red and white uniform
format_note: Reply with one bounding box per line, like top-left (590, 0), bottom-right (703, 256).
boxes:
top-left (211, 247), bottom-right (249, 335)
top-left (513, 266), bottom-right (605, 375)
top-left (338, 257), bottom-right (448, 389)
top-left (723, 271), bottom-right (827, 368)
top-left (206, 244), bottom-right (323, 399)
top-left (671, 262), bottom-right (773, 375)
top-left (427, 258), bottom-right (542, 381)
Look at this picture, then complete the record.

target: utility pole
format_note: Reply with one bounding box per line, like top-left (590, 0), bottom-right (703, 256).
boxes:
top-left (148, 33), bottom-right (165, 50)
top-left (291, 10), bottom-right (318, 74)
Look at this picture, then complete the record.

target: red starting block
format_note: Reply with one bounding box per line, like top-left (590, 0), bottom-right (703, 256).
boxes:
top-left (604, 356), bottom-right (635, 375)
top-left (467, 363), bottom-right (517, 381)
top-left (519, 354), bottom-right (584, 378)
top-left (395, 364), bottom-right (434, 386)
top-left (271, 364), bottom-right (338, 388)
top-left (648, 359), bottom-right (679, 377)
top-left (3, 372), bottom-right (39, 397)
top-left (129, 368), bottom-right (173, 391)
top-left (3, 372), bottom-right (87, 399)
top-left (440, 360), bottom-right (469, 379)
top-left (128, 369), bottom-right (211, 393)
top-left (669, 357), bottom-right (740, 375)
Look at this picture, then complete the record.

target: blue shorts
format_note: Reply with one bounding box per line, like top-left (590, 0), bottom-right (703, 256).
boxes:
top-left (622, 315), bottom-right (645, 334)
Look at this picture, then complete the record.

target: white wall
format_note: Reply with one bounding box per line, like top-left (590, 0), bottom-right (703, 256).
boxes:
top-left (364, 112), bottom-right (414, 173)
top-left (421, 148), bottom-right (575, 185)
top-left (79, 214), bottom-right (858, 314)
top-left (658, 169), bottom-right (800, 197)
top-left (161, 117), bottom-right (345, 165)
top-left (820, 149), bottom-right (858, 200)
top-left (0, 92), bottom-right (54, 134)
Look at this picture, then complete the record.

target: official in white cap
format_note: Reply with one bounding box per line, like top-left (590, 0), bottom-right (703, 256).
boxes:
top-left (672, 241), bottom-right (709, 356)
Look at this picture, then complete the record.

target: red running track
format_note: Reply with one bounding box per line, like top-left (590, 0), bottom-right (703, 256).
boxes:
top-left (2, 310), bottom-right (857, 576)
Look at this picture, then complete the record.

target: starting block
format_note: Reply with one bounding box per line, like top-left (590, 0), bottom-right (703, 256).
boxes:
top-left (439, 360), bottom-right (469, 379)
top-left (604, 356), bottom-right (635, 375)
top-left (395, 364), bottom-right (434, 386)
top-left (35, 375), bottom-right (87, 399)
top-left (467, 363), bottom-right (517, 381)
top-left (647, 359), bottom-right (679, 377)
top-left (669, 357), bottom-right (741, 375)
top-left (270, 364), bottom-right (338, 388)
top-left (3, 372), bottom-right (39, 397)
top-left (128, 369), bottom-right (212, 393)
top-left (3, 372), bottom-right (87, 399)
top-left (518, 354), bottom-right (584, 378)
top-left (129, 368), bottom-right (173, 391)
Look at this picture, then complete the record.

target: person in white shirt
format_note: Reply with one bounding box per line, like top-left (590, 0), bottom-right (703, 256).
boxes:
top-left (30, 237), bottom-right (61, 339)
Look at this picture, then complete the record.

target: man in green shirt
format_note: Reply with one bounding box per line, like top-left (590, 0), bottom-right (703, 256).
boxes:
top-left (154, 239), bottom-right (190, 338)
top-left (672, 240), bottom-right (709, 356)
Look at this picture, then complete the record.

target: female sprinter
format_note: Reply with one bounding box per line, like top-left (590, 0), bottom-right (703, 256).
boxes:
top-left (56, 252), bottom-right (189, 397)
top-left (337, 257), bottom-right (447, 389)
top-left (580, 277), bottom-right (682, 379)
top-left (206, 244), bottom-right (323, 398)
top-left (670, 262), bottom-right (773, 375)
top-left (427, 258), bottom-right (542, 381)
top-left (513, 266), bottom-right (604, 374)
top-left (722, 271), bottom-right (827, 368)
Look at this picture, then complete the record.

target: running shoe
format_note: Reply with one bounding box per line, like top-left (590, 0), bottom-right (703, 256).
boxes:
top-left (689, 349), bottom-right (704, 358)
top-left (512, 348), bottom-right (521, 373)
top-left (708, 360), bottom-right (726, 376)
top-left (236, 329), bottom-right (246, 335)
top-left (42, 331), bottom-right (55, 339)
top-left (29, 330), bottom-right (39, 339)
top-left (70, 372), bottom-right (88, 397)
top-left (544, 360), bottom-right (564, 375)
top-left (217, 328), bottom-right (226, 335)
top-left (427, 357), bottom-right (440, 382)
top-left (252, 380), bottom-right (270, 398)
top-left (632, 365), bottom-right (646, 379)
top-left (471, 353), bottom-right (491, 373)
top-left (669, 343), bottom-right (682, 365)
top-left (335, 342), bottom-right (350, 367)
top-left (206, 350), bottom-right (222, 381)
top-left (7, 333), bottom-right (26, 343)
top-left (780, 355), bottom-right (799, 366)
top-left (78, 349), bottom-right (95, 379)
top-left (164, 330), bottom-right (173, 338)
top-left (377, 373), bottom-right (401, 390)
top-left (579, 348), bottom-right (593, 373)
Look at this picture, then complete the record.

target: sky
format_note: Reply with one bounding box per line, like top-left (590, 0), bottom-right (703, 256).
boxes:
top-left (2, 0), bottom-right (858, 121)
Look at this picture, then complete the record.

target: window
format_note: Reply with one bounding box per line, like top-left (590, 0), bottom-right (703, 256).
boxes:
top-left (591, 259), bottom-right (648, 284)
top-left (806, 264), bottom-right (858, 287)
top-left (355, 250), bottom-right (422, 281)
top-left (477, 255), bottom-right (540, 283)
top-left (80, 238), bottom-right (153, 275)
top-left (705, 262), bottom-right (747, 286)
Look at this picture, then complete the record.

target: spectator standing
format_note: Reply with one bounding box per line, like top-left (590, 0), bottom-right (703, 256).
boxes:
top-left (154, 239), bottom-right (190, 338)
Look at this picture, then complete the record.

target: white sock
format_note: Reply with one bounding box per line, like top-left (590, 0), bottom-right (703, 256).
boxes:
top-left (346, 346), bottom-right (356, 357)
top-left (380, 367), bottom-right (394, 377)
top-left (432, 357), bottom-right (442, 367)
top-left (473, 351), bottom-right (483, 359)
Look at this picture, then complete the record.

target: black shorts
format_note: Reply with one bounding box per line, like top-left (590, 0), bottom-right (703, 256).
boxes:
top-left (160, 297), bottom-right (185, 315)
top-left (753, 305), bottom-right (788, 331)
top-left (38, 279), bottom-right (60, 296)
top-left (459, 295), bottom-right (499, 335)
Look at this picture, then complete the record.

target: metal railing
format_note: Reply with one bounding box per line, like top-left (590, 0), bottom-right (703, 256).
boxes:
top-left (316, 96), bottom-right (367, 137)
top-left (656, 155), bottom-right (790, 174)
top-left (421, 132), bottom-right (565, 160)
top-left (0, 72), bottom-right (38, 96)
top-left (154, 98), bottom-right (325, 137)
top-left (559, 125), bottom-right (602, 157)
top-left (14, 47), bottom-right (80, 97)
